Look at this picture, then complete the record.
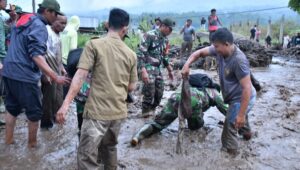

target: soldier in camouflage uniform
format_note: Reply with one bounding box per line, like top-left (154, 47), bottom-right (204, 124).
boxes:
top-left (131, 79), bottom-right (228, 146)
top-left (138, 18), bottom-right (175, 116)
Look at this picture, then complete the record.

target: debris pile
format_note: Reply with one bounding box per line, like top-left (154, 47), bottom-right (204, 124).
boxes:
top-left (234, 39), bottom-right (273, 67)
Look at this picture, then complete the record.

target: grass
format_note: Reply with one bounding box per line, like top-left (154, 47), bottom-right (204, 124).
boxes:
top-left (78, 34), bottom-right (93, 48)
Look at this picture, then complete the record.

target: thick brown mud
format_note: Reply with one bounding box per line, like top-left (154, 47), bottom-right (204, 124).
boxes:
top-left (0, 57), bottom-right (300, 170)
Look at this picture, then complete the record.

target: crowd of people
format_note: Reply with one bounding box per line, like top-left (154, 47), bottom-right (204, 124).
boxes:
top-left (0, 0), bottom-right (258, 169)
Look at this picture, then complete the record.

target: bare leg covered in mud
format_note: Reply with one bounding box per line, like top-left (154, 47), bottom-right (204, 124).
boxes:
top-left (5, 113), bottom-right (16, 145)
top-left (6, 112), bottom-right (40, 148)
top-left (28, 121), bottom-right (39, 148)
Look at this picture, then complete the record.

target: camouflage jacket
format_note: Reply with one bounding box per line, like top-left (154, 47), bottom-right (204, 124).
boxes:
top-left (75, 73), bottom-right (92, 104)
top-left (137, 29), bottom-right (170, 72)
top-left (165, 87), bottom-right (228, 117)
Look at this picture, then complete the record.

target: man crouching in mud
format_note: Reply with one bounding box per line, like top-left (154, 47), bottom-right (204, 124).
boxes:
top-left (131, 73), bottom-right (228, 146)
top-left (182, 28), bottom-right (256, 155)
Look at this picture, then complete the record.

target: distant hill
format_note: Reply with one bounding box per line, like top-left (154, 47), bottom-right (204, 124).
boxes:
top-left (64, 6), bottom-right (300, 29)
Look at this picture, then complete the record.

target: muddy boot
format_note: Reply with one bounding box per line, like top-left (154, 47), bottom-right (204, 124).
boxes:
top-left (131, 124), bottom-right (154, 146)
top-left (221, 147), bottom-right (240, 157)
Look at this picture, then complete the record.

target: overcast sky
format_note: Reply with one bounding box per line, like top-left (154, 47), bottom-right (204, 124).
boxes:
top-left (8, 0), bottom-right (290, 15)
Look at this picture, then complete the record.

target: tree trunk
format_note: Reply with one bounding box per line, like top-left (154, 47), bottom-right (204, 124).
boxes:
top-left (279, 15), bottom-right (285, 44)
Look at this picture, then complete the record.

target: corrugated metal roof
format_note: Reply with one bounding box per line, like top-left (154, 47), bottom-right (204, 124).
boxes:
top-left (78, 16), bottom-right (99, 28)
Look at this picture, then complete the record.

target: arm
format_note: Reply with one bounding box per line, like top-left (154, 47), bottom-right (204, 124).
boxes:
top-left (60, 64), bottom-right (67, 76)
top-left (32, 56), bottom-right (70, 84)
top-left (128, 56), bottom-right (138, 92)
top-left (235, 75), bottom-right (252, 128)
top-left (208, 16), bottom-right (212, 25)
top-left (181, 47), bottom-right (211, 78)
top-left (56, 69), bottom-right (89, 124)
top-left (167, 65), bottom-right (173, 81)
top-left (211, 90), bottom-right (228, 116)
top-left (162, 41), bottom-right (174, 80)
top-left (137, 33), bottom-right (152, 83)
top-left (192, 29), bottom-right (196, 41)
top-left (57, 40), bottom-right (96, 124)
top-left (180, 26), bottom-right (185, 34)
top-left (217, 17), bottom-right (222, 26)
top-left (128, 82), bottom-right (137, 92)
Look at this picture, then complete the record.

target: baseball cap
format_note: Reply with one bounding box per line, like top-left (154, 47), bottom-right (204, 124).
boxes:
top-left (162, 18), bottom-right (175, 29)
top-left (39, 0), bottom-right (64, 15)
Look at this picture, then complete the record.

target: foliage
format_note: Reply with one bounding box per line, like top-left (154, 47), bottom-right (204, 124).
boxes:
top-left (138, 17), bottom-right (152, 33)
top-left (78, 34), bottom-right (93, 48)
top-left (289, 0), bottom-right (300, 14)
top-left (124, 33), bottom-right (141, 52)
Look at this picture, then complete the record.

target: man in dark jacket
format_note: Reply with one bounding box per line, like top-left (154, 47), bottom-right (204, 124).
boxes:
top-left (2, 0), bottom-right (70, 148)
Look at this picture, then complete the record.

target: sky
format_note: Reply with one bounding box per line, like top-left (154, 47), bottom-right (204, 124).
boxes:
top-left (8, 0), bottom-right (290, 15)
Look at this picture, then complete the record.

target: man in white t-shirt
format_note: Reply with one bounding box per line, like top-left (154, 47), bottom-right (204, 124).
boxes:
top-left (283, 34), bottom-right (290, 49)
top-left (41, 15), bottom-right (67, 129)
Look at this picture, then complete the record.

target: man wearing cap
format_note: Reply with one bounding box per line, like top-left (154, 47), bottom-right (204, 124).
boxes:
top-left (137, 18), bottom-right (175, 117)
top-left (2, 0), bottom-right (70, 148)
top-left (5, 5), bottom-right (24, 27)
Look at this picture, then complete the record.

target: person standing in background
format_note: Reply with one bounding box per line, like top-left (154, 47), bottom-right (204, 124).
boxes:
top-left (61, 15), bottom-right (80, 68)
top-left (255, 28), bottom-right (261, 42)
top-left (200, 17), bottom-right (206, 31)
top-left (208, 8), bottom-right (222, 42)
top-left (60, 15), bottom-right (80, 97)
top-left (180, 19), bottom-right (195, 56)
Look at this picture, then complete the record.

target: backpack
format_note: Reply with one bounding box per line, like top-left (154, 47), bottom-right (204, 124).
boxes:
top-left (66, 48), bottom-right (84, 78)
top-left (188, 73), bottom-right (220, 92)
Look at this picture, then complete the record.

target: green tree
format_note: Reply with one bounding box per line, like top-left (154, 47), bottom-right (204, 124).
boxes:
top-left (289, 0), bottom-right (300, 14)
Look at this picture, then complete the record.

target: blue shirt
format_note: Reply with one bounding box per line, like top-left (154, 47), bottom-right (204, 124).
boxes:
top-left (2, 14), bottom-right (48, 84)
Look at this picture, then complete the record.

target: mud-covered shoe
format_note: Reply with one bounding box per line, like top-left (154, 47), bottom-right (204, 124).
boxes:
top-left (131, 137), bottom-right (139, 147)
top-left (227, 148), bottom-right (240, 156)
top-left (221, 147), bottom-right (240, 157)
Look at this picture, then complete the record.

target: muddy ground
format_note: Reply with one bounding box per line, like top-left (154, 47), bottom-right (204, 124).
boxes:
top-left (0, 56), bottom-right (300, 170)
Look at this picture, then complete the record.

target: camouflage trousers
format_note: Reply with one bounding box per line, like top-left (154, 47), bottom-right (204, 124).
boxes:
top-left (141, 75), bottom-right (164, 113)
top-left (77, 118), bottom-right (123, 170)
